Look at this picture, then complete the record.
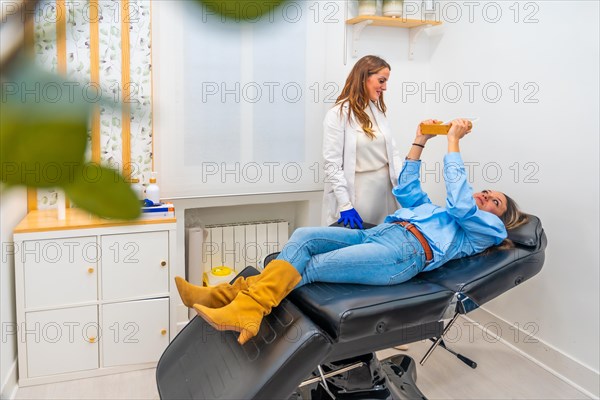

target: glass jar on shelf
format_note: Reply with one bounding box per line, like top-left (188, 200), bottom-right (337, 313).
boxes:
top-left (382, 0), bottom-right (403, 17)
top-left (358, 0), bottom-right (377, 16)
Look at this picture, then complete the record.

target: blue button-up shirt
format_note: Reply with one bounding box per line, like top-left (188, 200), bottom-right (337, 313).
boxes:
top-left (385, 152), bottom-right (507, 272)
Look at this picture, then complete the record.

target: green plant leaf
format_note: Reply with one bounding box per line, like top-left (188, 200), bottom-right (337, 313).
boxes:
top-left (1, 61), bottom-right (89, 187)
top-left (1, 57), bottom-right (139, 220)
top-left (64, 164), bottom-right (141, 220)
top-left (194, 0), bottom-right (287, 21)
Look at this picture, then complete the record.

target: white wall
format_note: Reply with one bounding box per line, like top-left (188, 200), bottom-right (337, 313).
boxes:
top-left (0, 187), bottom-right (28, 399)
top-left (332, 3), bottom-right (599, 393)
top-left (423, 0), bottom-right (599, 384)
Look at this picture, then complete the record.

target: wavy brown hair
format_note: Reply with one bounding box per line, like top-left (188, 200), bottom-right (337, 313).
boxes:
top-left (336, 55), bottom-right (391, 139)
top-left (488, 194), bottom-right (529, 251)
top-left (500, 194), bottom-right (528, 230)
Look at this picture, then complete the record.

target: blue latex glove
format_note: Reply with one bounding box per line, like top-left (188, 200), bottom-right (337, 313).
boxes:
top-left (337, 208), bottom-right (364, 229)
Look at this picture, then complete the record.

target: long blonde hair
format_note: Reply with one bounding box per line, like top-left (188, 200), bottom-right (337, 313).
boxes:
top-left (336, 55), bottom-right (391, 139)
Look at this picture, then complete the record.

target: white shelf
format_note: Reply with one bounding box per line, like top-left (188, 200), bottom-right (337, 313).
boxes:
top-left (346, 16), bottom-right (443, 60)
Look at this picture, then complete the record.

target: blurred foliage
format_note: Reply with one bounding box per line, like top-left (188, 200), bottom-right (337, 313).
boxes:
top-left (195, 0), bottom-right (287, 20)
top-left (0, 0), bottom-right (289, 220)
top-left (0, 57), bottom-right (141, 219)
top-left (2, 61), bottom-right (89, 189)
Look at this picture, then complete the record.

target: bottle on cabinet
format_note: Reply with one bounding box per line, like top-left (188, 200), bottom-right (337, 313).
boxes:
top-left (145, 172), bottom-right (161, 206)
top-left (130, 178), bottom-right (145, 202)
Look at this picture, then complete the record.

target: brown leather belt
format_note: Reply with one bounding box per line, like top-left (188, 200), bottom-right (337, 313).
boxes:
top-left (393, 221), bottom-right (433, 263)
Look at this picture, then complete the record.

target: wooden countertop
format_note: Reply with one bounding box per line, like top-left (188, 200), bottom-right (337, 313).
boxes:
top-left (14, 208), bottom-right (176, 233)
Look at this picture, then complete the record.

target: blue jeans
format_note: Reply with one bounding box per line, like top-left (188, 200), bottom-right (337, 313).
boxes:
top-left (276, 224), bottom-right (428, 288)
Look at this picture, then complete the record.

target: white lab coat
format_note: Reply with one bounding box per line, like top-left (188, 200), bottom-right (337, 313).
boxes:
top-left (321, 102), bottom-right (402, 226)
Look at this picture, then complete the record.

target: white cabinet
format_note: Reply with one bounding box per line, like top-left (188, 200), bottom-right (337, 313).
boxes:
top-left (25, 305), bottom-right (99, 378)
top-left (13, 209), bottom-right (178, 386)
top-left (101, 231), bottom-right (169, 301)
top-left (101, 298), bottom-right (169, 367)
top-left (23, 236), bottom-right (98, 309)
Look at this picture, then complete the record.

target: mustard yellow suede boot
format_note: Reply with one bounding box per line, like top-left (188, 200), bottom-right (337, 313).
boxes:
top-left (174, 275), bottom-right (258, 308)
top-left (193, 260), bottom-right (302, 345)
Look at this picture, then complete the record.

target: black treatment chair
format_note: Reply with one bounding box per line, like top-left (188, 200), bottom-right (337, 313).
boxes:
top-left (156, 215), bottom-right (547, 399)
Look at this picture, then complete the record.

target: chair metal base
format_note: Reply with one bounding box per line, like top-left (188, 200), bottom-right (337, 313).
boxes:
top-left (291, 353), bottom-right (427, 400)
top-left (420, 312), bottom-right (477, 369)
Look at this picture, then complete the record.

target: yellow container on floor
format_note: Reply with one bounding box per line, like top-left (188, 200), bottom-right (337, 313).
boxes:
top-left (203, 266), bottom-right (236, 286)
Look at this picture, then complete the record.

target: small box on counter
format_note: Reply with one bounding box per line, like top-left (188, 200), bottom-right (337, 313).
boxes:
top-left (139, 202), bottom-right (175, 219)
top-left (142, 202), bottom-right (174, 213)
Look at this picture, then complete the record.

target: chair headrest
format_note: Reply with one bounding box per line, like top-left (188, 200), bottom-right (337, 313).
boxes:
top-left (506, 214), bottom-right (543, 247)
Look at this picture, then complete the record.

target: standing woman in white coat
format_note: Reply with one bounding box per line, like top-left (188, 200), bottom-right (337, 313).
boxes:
top-left (322, 55), bottom-right (402, 228)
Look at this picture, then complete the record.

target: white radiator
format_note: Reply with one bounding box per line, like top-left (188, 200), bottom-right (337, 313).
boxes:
top-left (187, 220), bottom-right (289, 286)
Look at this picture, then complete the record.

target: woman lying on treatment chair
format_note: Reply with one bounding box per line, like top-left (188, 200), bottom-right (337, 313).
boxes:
top-left (176, 118), bottom-right (529, 345)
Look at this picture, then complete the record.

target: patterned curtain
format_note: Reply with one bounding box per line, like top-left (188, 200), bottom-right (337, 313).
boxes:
top-left (31, 0), bottom-right (153, 209)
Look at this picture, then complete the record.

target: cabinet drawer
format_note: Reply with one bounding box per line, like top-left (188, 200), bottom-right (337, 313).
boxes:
top-left (26, 306), bottom-right (99, 378)
top-left (101, 231), bottom-right (169, 300)
top-left (23, 237), bottom-right (98, 309)
top-left (101, 298), bottom-right (170, 367)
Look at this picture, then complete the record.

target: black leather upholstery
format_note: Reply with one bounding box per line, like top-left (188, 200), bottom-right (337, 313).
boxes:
top-left (286, 215), bottom-right (546, 351)
top-left (422, 215), bottom-right (547, 309)
top-left (506, 214), bottom-right (545, 247)
top-left (288, 280), bottom-right (450, 361)
top-left (156, 215), bottom-right (547, 399)
top-left (156, 285), bottom-right (332, 400)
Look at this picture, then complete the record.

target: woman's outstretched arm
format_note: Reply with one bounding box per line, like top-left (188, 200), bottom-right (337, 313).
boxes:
top-left (443, 119), bottom-right (506, 250)
top-left (393, 119), bottom-right (439, 208)
top-left (446, 118), bottom-right (471, 153)
top-left (406, 119), bottom-right (439, 160)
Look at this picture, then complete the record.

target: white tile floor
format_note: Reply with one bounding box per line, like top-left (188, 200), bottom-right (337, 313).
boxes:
top-left (15, 317), bottom-right (592, 400)
top-left (377, 337), bottom-right (591, 399)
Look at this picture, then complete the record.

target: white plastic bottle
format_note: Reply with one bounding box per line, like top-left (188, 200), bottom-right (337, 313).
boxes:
top-left (130, 178), bottom-right (145, 202)
top-left (145, 172), bottom-right (160, 206)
